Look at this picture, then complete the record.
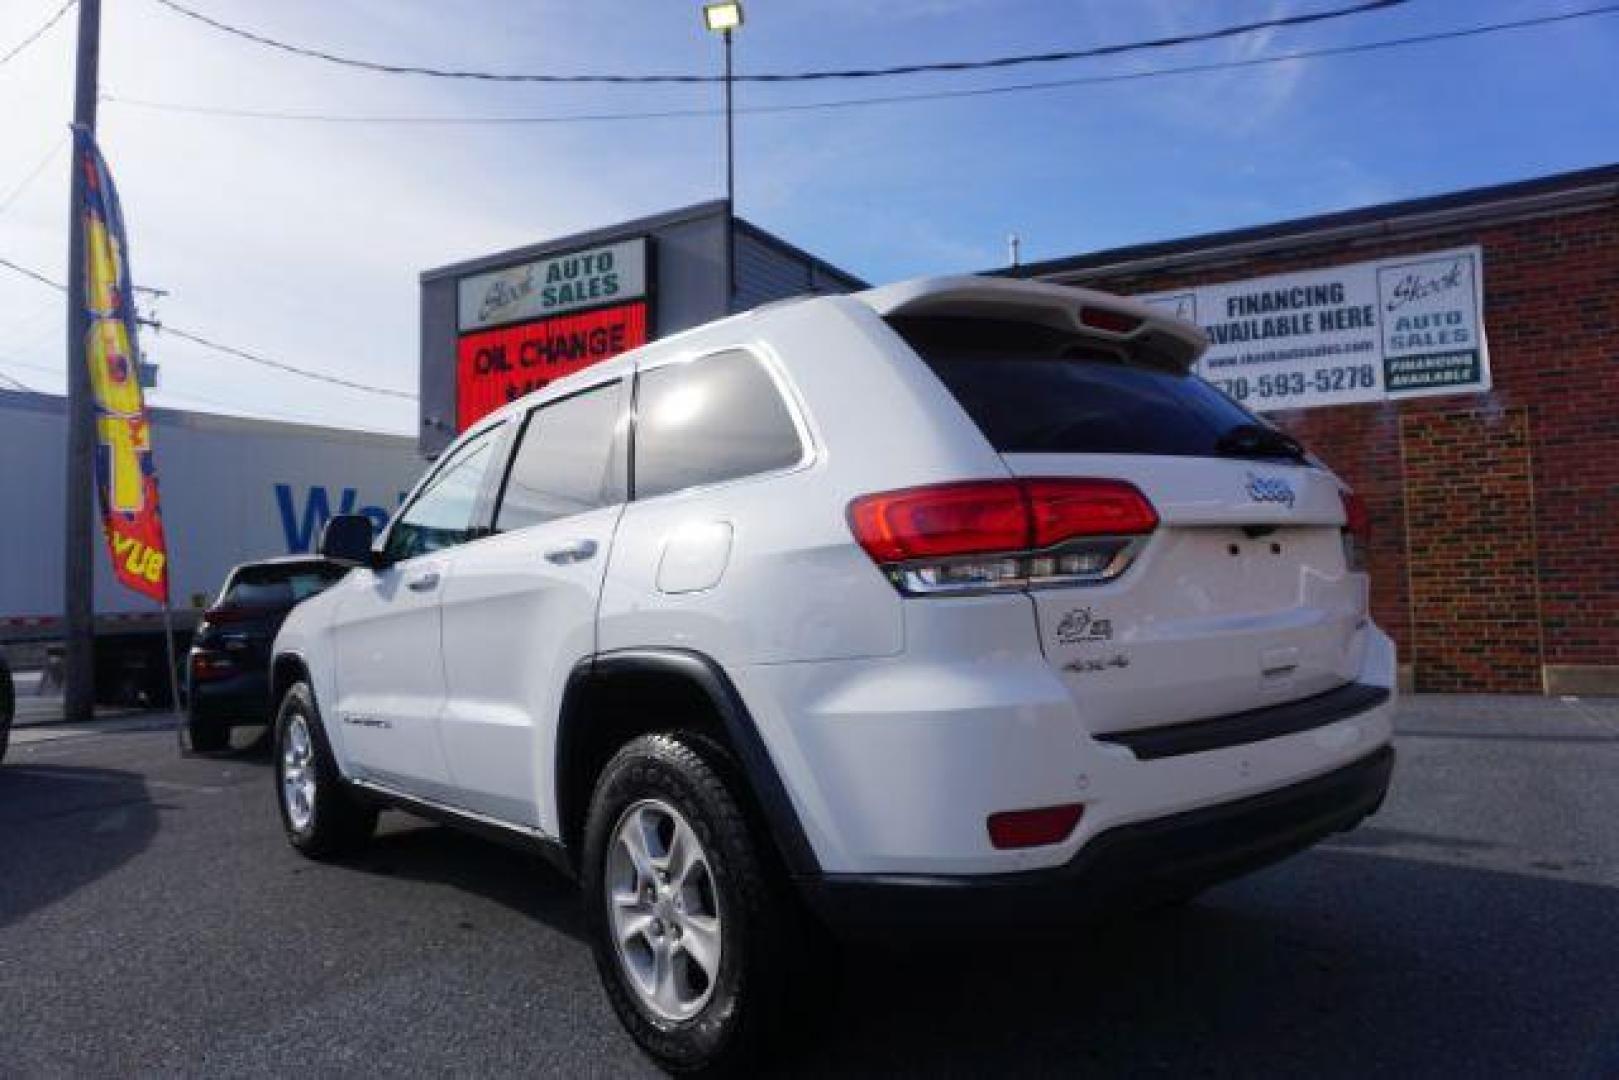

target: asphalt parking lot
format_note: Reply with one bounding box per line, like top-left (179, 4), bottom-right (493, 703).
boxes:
top-left (2, 696), bottom-right (1617, 1077)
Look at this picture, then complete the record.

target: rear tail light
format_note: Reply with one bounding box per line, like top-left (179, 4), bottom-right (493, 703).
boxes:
top-left (847, 478), bottom-right (1157, 596)
top-left (1341, 489), bottom-right (1370, 572)
top-left (189, 651), bottom-right (235, 683)
top-left (987, 803), bottom-right (1084, 849)
top-left (1078, 306), bottom-right (1142, 335)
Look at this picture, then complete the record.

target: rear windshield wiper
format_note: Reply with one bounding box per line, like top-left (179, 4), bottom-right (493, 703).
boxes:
top-left (1214, 422), bottom-right (1307, 462)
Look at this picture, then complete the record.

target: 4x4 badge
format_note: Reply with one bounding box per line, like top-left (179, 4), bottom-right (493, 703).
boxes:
top-left (1065, 654), bottom-right (1130, 674)
top-left (1246, 472), bottom-right (1296, 509)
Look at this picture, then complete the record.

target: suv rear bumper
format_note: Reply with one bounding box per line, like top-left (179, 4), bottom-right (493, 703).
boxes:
top-left (798, 745), bottom-right (1392, 932)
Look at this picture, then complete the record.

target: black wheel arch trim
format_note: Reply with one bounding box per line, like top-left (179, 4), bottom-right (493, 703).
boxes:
top-left (557, 647), bottom-right (821, 878)
top-left (269, 651), bottom-right (312, 714)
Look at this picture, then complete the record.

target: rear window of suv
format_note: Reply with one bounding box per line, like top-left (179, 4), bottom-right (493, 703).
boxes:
top-left (889, 315), bottom-right (1300, 461)
top-left (219, 564), bottom-right (347, 608)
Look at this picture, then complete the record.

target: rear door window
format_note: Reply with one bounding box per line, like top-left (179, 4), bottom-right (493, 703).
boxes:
top-left (494, 380), bottom-right (627, 532)
top-left (633, 350), bottom-right (805, 500)
top-left (219, 565), bottom-right (346, 608)
top-left (889, 315), bottom-right (1301, 461)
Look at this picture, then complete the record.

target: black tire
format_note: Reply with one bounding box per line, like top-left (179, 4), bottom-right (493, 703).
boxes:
top-left (582, 732), bottom-right (808, 1076)
top-left (187, 713), bottom-right (230, 753)
top-left (272, 682), bottom-right (377, 858)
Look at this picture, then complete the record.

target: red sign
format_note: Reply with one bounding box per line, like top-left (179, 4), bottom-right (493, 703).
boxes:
top-left (456, 301), bottom-right (648, 429)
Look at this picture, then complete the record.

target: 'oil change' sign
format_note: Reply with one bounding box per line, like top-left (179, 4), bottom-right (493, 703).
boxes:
top-left (457, 237), bottom-right (648, 332)
top-left (1139, 245), bottom-right (1489, 412)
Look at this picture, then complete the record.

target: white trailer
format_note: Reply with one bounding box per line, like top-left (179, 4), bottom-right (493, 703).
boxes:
top-left (0, 389), bottom-right (420, 704)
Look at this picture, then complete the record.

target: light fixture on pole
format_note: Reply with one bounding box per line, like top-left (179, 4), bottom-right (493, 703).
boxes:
top-left (703, 1), bottom-right (742, 301)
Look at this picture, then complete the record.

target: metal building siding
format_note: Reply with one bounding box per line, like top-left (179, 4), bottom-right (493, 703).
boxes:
top-left (734, 230), bottom-right (826, 311)
top-left (648, 214), bottom-right (729, 339)
top-left (419, 277), bottom-right (458, 456)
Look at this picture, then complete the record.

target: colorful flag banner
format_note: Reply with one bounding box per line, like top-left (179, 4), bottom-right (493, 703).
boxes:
top-left (74, 125), bottom-right (170, 605)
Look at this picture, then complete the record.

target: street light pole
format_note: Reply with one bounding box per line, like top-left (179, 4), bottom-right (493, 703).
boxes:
top-left (703, 2), bottom-right (743, 308)
top-left (723, 25), bottom-right (735, 304)
top-left (63, 0), bottom-right (102, 724)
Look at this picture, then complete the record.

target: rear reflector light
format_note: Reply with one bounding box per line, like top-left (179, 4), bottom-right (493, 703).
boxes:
top-left (1340, 489), bottom-right (1369, 572)
top-left (189, 651), bottom-right (235, 682)
top-left (848, 479), bottom-right (1157, 595)
top-left (1078, 306), bottom-right (1142, 335)
top-left (987, 804), bottom-right (1084, 849)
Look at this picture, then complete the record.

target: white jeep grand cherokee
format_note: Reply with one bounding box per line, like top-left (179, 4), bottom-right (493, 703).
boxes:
top-left (272, 275), bottom-right (1395, 1073)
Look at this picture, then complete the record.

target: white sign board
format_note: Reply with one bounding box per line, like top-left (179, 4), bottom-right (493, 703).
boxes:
top-left (457, 237), bottom-right (649, 332)
top-left (1138, 245), bottom-right (1489, 412)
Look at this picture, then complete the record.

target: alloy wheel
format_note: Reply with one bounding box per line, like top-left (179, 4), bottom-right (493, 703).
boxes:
top-left (606, 798), bottom-right (725, 1021)
top-left (281, 714), bottom-right (318, 833)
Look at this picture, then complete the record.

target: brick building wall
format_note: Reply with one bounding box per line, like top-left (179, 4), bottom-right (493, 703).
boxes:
top-left (1038, 189), bottom-right (1618, 694)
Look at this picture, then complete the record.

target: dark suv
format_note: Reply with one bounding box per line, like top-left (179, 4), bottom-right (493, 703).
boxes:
top-left (186, 557), bottom-right (348, 751)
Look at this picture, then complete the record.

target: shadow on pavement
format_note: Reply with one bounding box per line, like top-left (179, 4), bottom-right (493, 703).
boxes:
top-left (348, 822), bottom-right (588, 942)
top-left (289, 804), bottom-right (1619, 1075)
top-left (0, 764), bottom-right (159, 930)
top-left (783, 848), bottom-right (1619, 1077)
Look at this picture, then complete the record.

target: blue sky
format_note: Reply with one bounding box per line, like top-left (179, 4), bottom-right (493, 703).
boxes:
top-left (1, 0), bottom-right (1616, 434)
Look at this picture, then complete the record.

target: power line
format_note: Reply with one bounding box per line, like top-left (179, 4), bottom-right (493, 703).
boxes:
top-left (148, 0), bottom-right (1409, 84)
top-left (103, 94), bottom-right (718, 126)
top-left (0, 135), bottom-right (68, 216)
top-left (147, 385), bottom-right (406, 431)
top-left (0, 253), bottom-right (66, 290)
top-left (106, 4), bottom-right (1619, 128)
top-left (0, 0), bottom-right (75, 68)
top-left (0, 254), bottom-right (418, 400)
top-left (0, 353), bottom-right (401, 428)
top-left (143, 322), bottom-right (418, 400)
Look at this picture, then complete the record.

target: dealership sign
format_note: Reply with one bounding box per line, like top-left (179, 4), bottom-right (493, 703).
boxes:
top-left (1138, 245), bottom-right (1489, 412)
top-left (456, 301), bottom-right (648, 429)
top-left (457, 237), bottom-right (648, 332)
top-left (454, 237), bottom-right (653, 429)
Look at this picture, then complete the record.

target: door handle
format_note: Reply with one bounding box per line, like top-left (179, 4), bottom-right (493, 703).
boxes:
top-left (544, 539), bottom-right (599, 565)
top-left (406, 570), bottom-right (441, 592)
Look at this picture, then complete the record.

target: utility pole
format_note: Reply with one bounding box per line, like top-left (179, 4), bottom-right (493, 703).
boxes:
top-left (63, 0), bottom-right (102, 723)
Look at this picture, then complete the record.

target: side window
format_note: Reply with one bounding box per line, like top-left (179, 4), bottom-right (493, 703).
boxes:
top-left (385, 427), bottom-right (498, 560)
top-left (633, 350), bottom-right (804, 500)
top-left (494, 380), bottom-right (627, 532)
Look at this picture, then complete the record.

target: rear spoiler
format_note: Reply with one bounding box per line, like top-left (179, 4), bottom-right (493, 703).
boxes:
top-left (855, 275), bottom-right (1208, 372)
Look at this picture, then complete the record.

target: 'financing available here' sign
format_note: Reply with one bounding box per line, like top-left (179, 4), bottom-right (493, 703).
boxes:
top-left (1138, 245), bottom-right (1490, 412)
